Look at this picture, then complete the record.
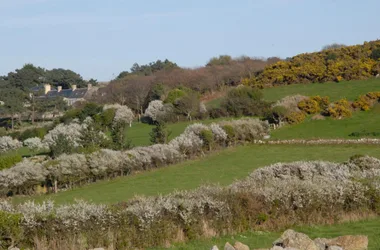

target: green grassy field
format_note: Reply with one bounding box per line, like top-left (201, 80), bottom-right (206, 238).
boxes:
top-left (151, 218), bottom-right (380, 250)
top-left (271, 104), bottom-right (380, 140)
top-left (205, 78), bottom-right (380, 108)
top-left (14, 144), bottom-right (380, 205)
top-left (263, 78), bottom-right (380, 102)
top-left (126, 118), bottom-right (229, 147)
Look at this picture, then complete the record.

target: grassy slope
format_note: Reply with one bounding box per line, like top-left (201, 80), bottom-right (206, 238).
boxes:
top-left (152, 218), bottom-right (380, 250)
top-left (205, 78), bottom-right (380, 107)
top-left (14, 144), bottom-right (380, 205)
top-left (126, 118), bottom-right (229, 147)
top-left (263, 78), bottom-right (380, 102)
top-left (271, 104), bottom-right (380, 139)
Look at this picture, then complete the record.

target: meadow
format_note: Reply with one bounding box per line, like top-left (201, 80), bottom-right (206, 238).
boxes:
top-left (206, 78), bottom-right (380, 108)
top-left (14, 144), bottom-right (380, 205)
top-left (271, 104), bottom-right (380, 140)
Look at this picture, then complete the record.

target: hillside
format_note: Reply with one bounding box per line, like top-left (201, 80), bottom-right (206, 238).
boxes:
top-left (257, 40), bottom-right (380, 87)
top-left (263, 78), bottom-right (380, 102)
top-left (15, 144), bottom-right (380, 205)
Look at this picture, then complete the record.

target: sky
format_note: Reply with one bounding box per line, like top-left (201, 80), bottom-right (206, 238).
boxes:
top-left (0, 0), bottom-right (379, 81)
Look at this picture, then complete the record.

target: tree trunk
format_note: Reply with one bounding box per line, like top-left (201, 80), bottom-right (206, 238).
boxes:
top-left (11, 115), bottom-right (14, 130)
top-left (54, 180), bottom-right (58, 193)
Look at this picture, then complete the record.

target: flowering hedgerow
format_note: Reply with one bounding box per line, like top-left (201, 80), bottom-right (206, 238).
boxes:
top-left (1, 156), bottom-right (380, 249)
top-left (0, 118), bottom-right (270, 196)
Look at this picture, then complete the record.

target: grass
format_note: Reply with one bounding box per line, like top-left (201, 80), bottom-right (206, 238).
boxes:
top-left (126, 118), bottom-right (230, 147)
top-left (151, 218), bottom-right (380, 250)
top-left (263, 78), bottom-right (380, 102)
top-left (14, 144), bottom-right (380, 205)
top-left (205, 78), bottom-right (380, 108)
top-left (271, 104), bottom-right (380, 140)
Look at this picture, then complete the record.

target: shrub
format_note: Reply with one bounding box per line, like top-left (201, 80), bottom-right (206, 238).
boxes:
top-left (352, 95), bottom-right (372, 111)
top-left (0, 127), bottom-right (6, 137)
top-left (311, 95), bottom-right (330, 110)
top-left (366, 91), bottom-right (380, 100)
top-left (0, 136), bottom-right (22, 153)
top-left (164, 88), bottom-right (188, 104)
top-left (370, 48), bottom-right (380, 61)
top-left (199, 129), bottom-right (214, 150)
top-left (209, 107), bottom-right (229, 119)
top-left (114, 105), bottom-right (135, 127)
top-left (348, 130), bottom-right (380, 137)
top-left (265, 106), bottom-right (289, 125)
top-left (144, 100), bottom-right (165, 123)
top-left (0, 154), bottom-right (23, 171)
top-left (149, 122), bottom-right (172, 144)
top-left (0, 118), bottom-right (269, 197)
top-left (259, 40), bottom-right (380, 86)
top-left (210, 123), bottom-right (227, 144)
top-left (104, 104), bottom-right (135, 127)
top-left (18, 127), bottom-right (48, 141)
top-left (60, 108), bottom-right (81, 124)
top-left (219, 118), bottom-right (270, 142)
top-left (110, 121), bottom-right (131, 150)
top-left (0, 210), bottom-right (22, 249)
top-left (221, 86), bottom-right (270, 117)
top-left (169, 131), bottom-right (203, 156)
top-left (23, 137), bottom-right (47, 155)
top-left (285, 112), bottom-right (306, 124)
top-left (221, 124), bottom-right (235, 144)
top-left (42, 122), bottom-right (83, 149)
top-left (298, 98), bottom-right (320, 114)
top-left (273, 95), bottom-right (308, 112)
top-left (2, 156), bottom-right (380, 249)
top-left (100, 108), bottom-right (116, 128)
top-left (49, 134), bottom-right (77, 158)
top-left (78, 103), bottom-right (103, 121)
top-left (327, 99), bottom-right (352, 119)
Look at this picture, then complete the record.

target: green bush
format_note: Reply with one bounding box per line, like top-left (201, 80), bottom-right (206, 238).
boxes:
top-left (0, 154), bottom-right (23, 170)
top-left (18, 127), bottom-right (48, 141)
top-left (164, 88), bottom-right (188, 104)
top-left (199, 129), bottom-right (214, 150)
top-left (50, 134), bottom-right (76, 158)
top-left (0, 211), bottom-right (22, 249)
top-left (209, 107), bottom-right (229, 119)
top-left (370, 48), bottom-right (380, 60)
top-left (78, 103), bottom-right (103, 121)
top-left (100, 108), bottom-right (116, 128)
top-left (0, 127), bottom-right (6, 137)
top-left (222, 125), bottom-right (235, 144)
top-left (149, 122), bottom-right (172, 144)
top-left (60, 108), bottom-right (81, 124)
top-left (221, 86), bottom-right (270, 117)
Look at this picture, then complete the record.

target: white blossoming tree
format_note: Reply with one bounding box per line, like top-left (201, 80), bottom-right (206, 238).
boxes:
top-left (144, 100), bottom-right (164, 123)
top-left (23, 137), bottom-right (48, 155)
top-left (0, 136), bottom-right (22, 153)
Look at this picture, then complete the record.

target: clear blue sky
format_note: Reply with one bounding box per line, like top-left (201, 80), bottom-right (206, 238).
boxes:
top-left (0, 0), bottom-right (379, 81)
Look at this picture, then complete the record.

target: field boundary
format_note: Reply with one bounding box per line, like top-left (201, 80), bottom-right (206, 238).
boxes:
top-left (260, 138), bottom-right (380, 145)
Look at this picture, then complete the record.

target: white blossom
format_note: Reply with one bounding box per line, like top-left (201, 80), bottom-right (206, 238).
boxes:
top-left (23, 137), bottom-right (48, 152)
top-left (114, 105), bottom-right (135, 126)
top-left (0, 136), bottom-right (22, 153)
top-left (144, 100), bottom-right (164, 122)
top-left (42, 122), bottom-right (84, 148)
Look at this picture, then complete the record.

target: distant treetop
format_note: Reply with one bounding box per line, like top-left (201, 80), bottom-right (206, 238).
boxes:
top-left (322, 43), bottom-right (346, 51)
top-left (116, 59), bottom-right (179, 79)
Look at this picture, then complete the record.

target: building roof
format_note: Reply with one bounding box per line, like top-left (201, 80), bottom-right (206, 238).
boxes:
top-left (45, 88), bottom-right (88, 99)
